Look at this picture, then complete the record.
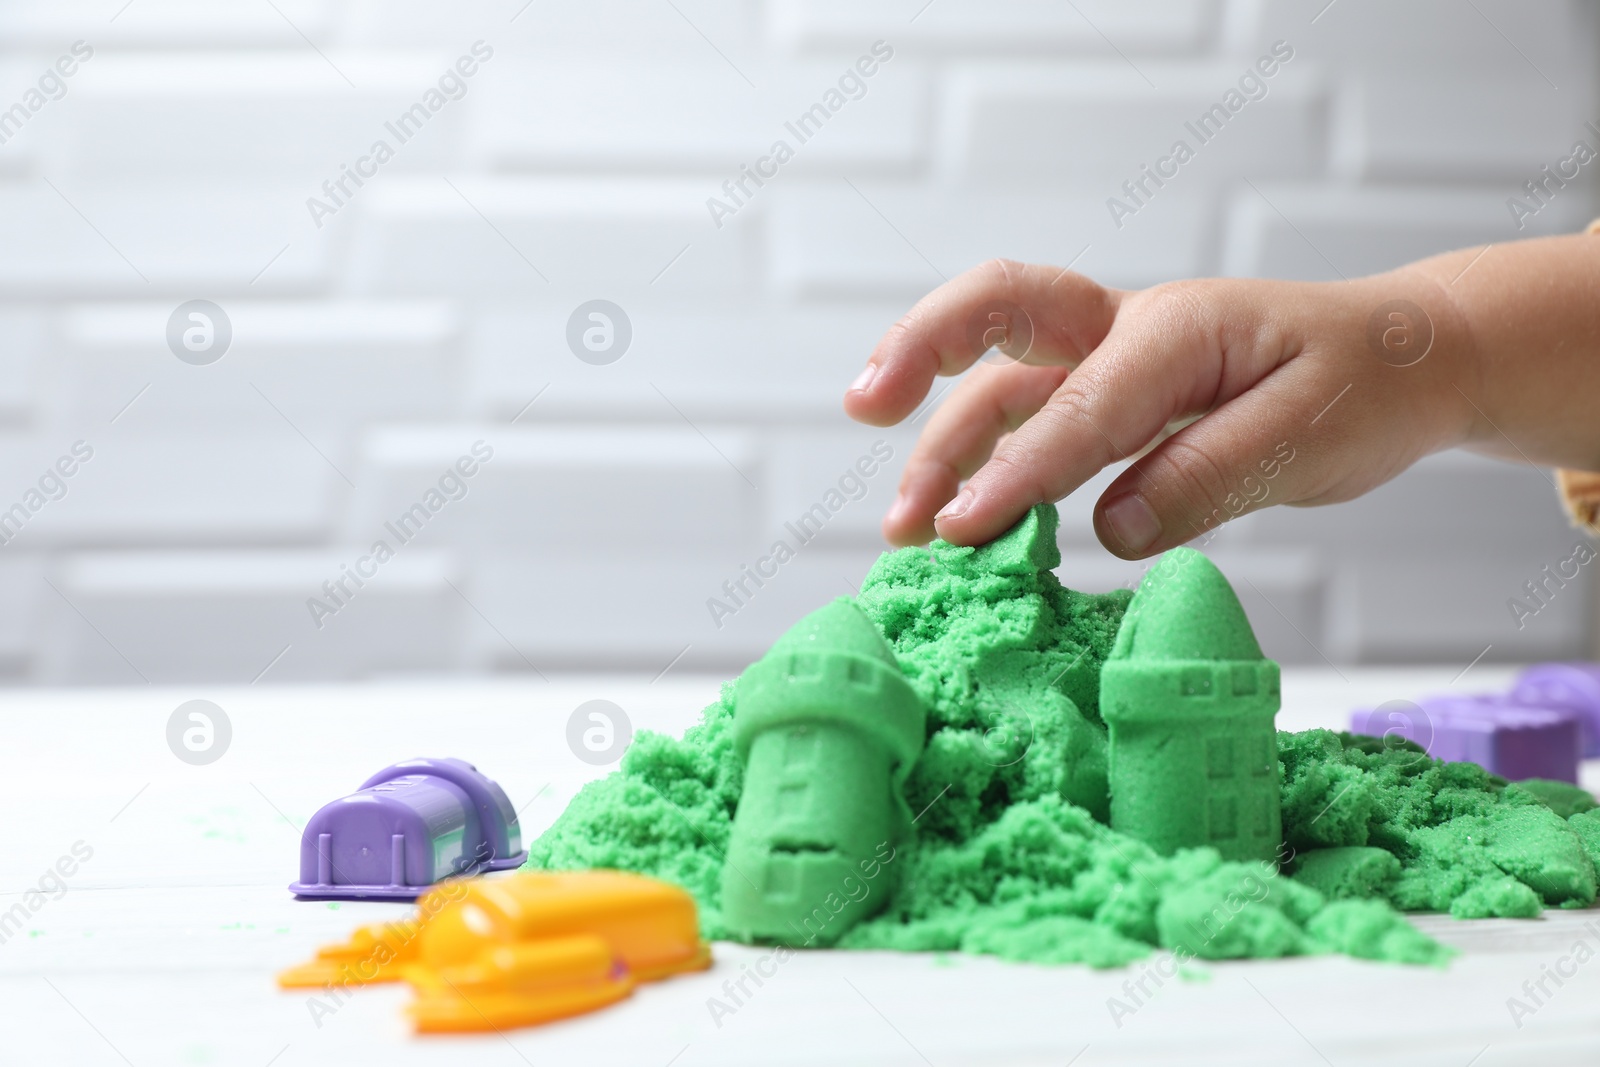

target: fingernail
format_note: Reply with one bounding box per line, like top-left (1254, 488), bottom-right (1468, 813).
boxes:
top-left (1103, 493), bottom-right (1160, 554)
top-left (936, 487), bottom-right (974, 522)
top-left (885, 494), bottom-right (909, 528)
top-left (849, 363), bottom-right (878, 393)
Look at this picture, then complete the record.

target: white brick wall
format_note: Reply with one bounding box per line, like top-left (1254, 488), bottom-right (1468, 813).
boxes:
top-left (0, 0), bottom-right (1594, 683)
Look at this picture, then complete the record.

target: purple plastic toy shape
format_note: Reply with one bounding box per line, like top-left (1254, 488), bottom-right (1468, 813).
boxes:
top-left (289, 757), bottom-right (527, 901)
top-left (1350, 695), bottom-right (1581, 784)
top-left (1511, 663), bottom-right (1600, 758)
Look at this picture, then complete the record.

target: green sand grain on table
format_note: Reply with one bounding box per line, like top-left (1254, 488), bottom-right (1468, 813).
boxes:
top-left (526, 504), bottom-right (1600, 966)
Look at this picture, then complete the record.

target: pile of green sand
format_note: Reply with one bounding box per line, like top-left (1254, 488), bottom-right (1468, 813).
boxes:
top-left (1280, 730), bottom-right (1600, 918)
top-left (525, 504), bottom-right (1600, 967)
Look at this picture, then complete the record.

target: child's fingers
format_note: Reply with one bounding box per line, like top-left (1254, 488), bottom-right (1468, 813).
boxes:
top-left (930, 287), bottom-right (1232, 547)
top-left (886, 362), bottom-right (1071, 545)
top-left (1090, 360), bottom-right (1405, 558)
top-left (844, 259), bottom-right (1119, 428)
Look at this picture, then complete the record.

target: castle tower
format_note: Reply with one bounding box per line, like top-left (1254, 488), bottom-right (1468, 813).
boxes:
top-left (720, 597), bottom-right (925, 946)
top-left (1099, 548), bottom-right (1281, 862)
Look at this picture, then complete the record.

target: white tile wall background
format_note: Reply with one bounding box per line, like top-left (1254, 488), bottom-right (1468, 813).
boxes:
top-left (0, 0), bottom-right (1594, 684)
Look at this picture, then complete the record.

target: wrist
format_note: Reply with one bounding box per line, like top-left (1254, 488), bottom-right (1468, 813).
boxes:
top-left (1357, 261), bottom-right (1484, 454)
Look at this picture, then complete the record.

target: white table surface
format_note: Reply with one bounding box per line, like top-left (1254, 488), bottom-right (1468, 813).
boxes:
top-left (7, 667), bottom-right (1600, 1067)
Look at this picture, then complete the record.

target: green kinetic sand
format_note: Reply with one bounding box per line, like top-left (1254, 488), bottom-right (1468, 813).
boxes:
top-left (1278, 730), bottom-right (1600, 917)
top-left (1101, 548), bottom-right (1282, 862)
top-left (719, 598), bottom-right (925, 945)
top-left (1287, 847), bottom-right (1402, 901)
top-left (1518, 778), bottom-right (1600, 819)
top-left (526, 503), bottom-right (1600, 967)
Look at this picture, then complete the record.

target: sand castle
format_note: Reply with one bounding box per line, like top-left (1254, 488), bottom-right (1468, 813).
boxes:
top-left (1100, 547), bottom-right (1283, 863)
top-left (720, 539), bottom-right (1285, 942)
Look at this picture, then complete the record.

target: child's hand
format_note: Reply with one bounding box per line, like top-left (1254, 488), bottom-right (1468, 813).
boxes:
top-left (844, 257), bottom-right (1487, 558)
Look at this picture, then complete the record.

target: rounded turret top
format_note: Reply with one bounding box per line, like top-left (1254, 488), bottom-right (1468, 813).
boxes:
top-left (766, 596), bottom-right (900, 666)
top-left (735, 596), bottom-right (925, 774)
top-left (1110, 547), bottom-right (1263, 662)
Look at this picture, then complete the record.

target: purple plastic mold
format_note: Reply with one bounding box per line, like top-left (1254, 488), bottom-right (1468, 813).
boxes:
top-left (289, 757), bottom-right (527, 901)
top-left (1511, 663), bottom-right (1600, 758)
top-left (1350, 695), bottom-right (1581, 784)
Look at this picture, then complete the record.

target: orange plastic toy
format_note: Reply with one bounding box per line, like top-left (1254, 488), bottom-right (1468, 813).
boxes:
top-left (278, 870), bottom-right (711, 1033)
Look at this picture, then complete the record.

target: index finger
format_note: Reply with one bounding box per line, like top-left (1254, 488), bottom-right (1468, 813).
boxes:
top-left (844, 258), bottom-right (1121, 428)
top-left (931, 285), bottom-right (1237, 547)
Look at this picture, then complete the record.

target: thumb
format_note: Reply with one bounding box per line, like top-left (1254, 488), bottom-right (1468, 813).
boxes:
top-left (1091, 367), bottom-right (1409, 558)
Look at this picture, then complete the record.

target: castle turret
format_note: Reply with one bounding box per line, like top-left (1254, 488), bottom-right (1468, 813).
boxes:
top-left (1099, 548), bottom-right (1281, 862)
top-left (720, 597), bottom-right (925, 946)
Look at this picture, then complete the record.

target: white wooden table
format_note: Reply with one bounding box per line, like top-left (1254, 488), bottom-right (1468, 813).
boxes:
top-left (6, 668), bottom-right (1600, 1066)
